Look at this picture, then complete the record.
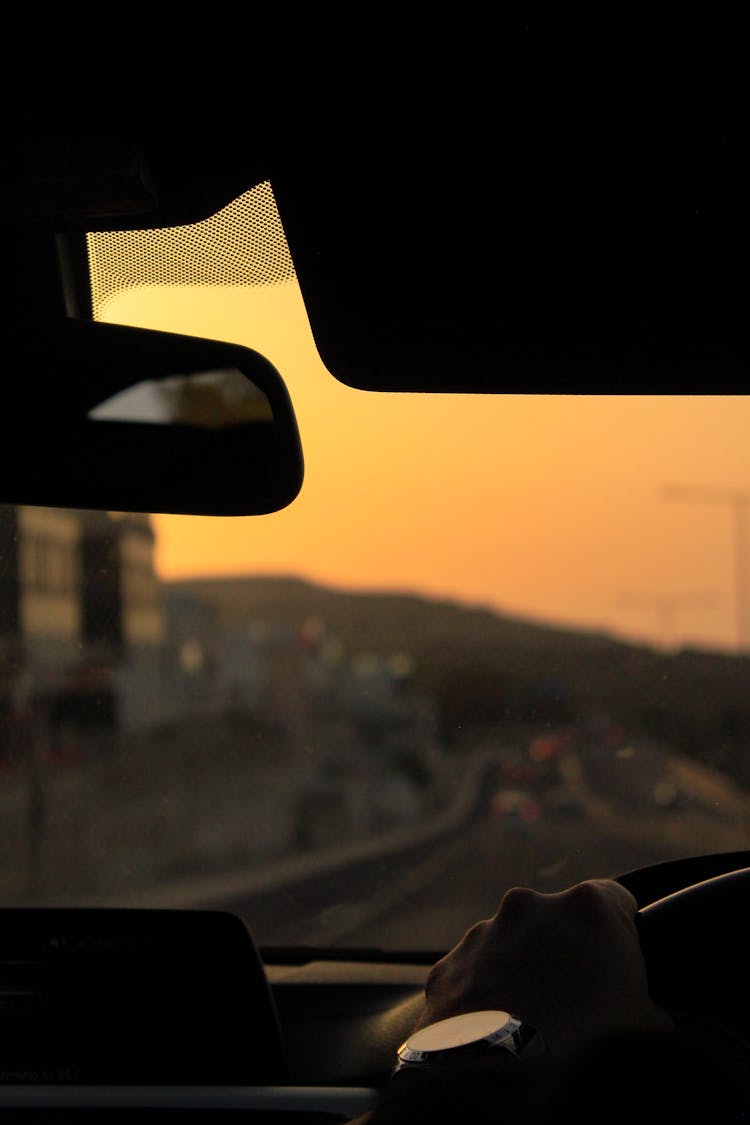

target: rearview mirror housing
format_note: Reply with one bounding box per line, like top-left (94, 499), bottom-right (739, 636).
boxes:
top-left (2, 319), bottom-right (304, 515)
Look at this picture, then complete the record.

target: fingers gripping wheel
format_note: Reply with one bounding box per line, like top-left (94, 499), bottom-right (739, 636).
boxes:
top-left (635, 867), bottom-right (750, 1047)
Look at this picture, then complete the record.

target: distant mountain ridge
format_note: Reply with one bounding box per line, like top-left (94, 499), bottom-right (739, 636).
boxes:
top-left (166, 574), bottom-right (626, 657)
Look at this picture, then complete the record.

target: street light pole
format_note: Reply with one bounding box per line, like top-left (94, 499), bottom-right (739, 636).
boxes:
top-left (734, 495), bottom-right (749, 653)
top-left (616, 590), bottom-right (717, 650)
top-left (663, 484), bottom-right (750, 653)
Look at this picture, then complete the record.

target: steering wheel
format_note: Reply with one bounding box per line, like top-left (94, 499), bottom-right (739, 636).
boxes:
top-left (617, 853), bottom-right (750, 1047)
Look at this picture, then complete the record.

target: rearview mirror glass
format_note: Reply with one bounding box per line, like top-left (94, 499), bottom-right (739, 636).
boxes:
top-left (3, 319), bottom-right (303, 515)
top-left (89, 369), bottom-right (274, 428)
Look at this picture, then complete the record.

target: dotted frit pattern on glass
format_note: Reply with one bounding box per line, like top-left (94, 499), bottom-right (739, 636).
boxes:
top-left (87, 181), bottom-right (295, 319)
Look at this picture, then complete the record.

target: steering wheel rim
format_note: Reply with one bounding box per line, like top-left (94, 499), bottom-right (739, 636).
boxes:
top-left (634, 865), bottom-right (750, 1045)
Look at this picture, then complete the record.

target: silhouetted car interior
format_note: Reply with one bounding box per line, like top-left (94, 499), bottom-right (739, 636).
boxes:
top-left (3, 43), bottom-right (749, 1120)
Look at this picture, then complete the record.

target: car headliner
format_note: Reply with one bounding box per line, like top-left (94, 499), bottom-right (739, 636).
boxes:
top-left (9, 39), bottom-right (746, 398)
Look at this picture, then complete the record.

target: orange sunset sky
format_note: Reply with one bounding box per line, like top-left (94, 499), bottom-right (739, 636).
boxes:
top-left (100, 279), bottom-right (750, 657)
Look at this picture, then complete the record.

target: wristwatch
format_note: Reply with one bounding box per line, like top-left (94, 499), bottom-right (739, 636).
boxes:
top-left (393, 1010), bottom-right (537, 1077)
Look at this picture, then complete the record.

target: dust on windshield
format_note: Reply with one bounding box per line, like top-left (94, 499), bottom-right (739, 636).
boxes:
top-left (2, 189), bottom-right (746, 950)
top-left (0, 502), bottom-right (748, 952)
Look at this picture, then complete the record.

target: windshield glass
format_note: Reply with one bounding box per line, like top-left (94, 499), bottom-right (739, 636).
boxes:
top-left (1, 193), bottom-right (748, 955)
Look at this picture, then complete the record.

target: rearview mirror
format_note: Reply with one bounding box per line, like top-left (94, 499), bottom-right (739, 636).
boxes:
top-left (2, 319), bottom-right (303, 515)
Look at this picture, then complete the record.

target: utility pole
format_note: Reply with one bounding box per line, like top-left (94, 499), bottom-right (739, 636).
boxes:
top-left (663, 484), bottom-right (750, 653)
top-left (616, 591), bottom-right (717, 650)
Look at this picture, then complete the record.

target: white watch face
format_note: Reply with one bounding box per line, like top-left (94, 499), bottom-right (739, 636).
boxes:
top-left (407, 1010), bottom-right (514, 1053)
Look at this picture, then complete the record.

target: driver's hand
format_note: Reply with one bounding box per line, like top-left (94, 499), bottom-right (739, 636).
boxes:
top-left (414, 878), bottom-right (674, 1058)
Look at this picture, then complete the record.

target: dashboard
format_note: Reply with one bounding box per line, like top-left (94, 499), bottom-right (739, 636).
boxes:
top-left (0, 853), bottom-right (748, 1120)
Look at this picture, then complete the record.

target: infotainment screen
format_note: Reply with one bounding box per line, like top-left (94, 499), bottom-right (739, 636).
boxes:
top-left (0, 910), bottom-right (283, 1084)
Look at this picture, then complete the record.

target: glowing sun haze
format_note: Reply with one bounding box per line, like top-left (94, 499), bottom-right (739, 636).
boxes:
top-left (101, 280), bottom-right (750, 656)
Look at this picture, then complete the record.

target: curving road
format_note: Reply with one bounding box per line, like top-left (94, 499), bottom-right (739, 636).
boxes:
top-left (214, 737), bottom-right (750, 954)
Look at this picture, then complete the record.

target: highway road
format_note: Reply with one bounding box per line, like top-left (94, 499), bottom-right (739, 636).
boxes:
top-left (216, 737), bottom-right (750, 954)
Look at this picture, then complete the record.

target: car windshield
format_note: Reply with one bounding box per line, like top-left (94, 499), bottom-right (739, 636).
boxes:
top-left (1, 186), bottom-right (748, 954)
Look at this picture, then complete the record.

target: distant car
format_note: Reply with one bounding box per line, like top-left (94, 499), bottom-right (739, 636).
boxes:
top-left (653, 781), bottom-right (682, 809)
top-left (490, 789), bottom-right (542, 824)
top-left (547, 784), bottom-right (585, 818)
top-left (497, 754), bottom-right (535, 786)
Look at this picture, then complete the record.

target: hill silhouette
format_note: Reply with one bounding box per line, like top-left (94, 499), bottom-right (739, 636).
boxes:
top-left (169, 573), bottom-right (623, 654)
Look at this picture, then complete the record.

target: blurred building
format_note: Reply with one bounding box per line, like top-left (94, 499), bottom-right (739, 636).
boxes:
top-left (0, 505), bottom-right (166, 739)
top-left (1, 506), bottom-right (82, 675)
top-left (80, 511), bottom-right (165, 656)
top-left (160, 589), bottom-right (225, 719)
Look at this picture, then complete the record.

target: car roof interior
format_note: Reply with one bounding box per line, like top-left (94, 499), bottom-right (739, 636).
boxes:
top-left (9, 28), bottom-right (746, 400)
